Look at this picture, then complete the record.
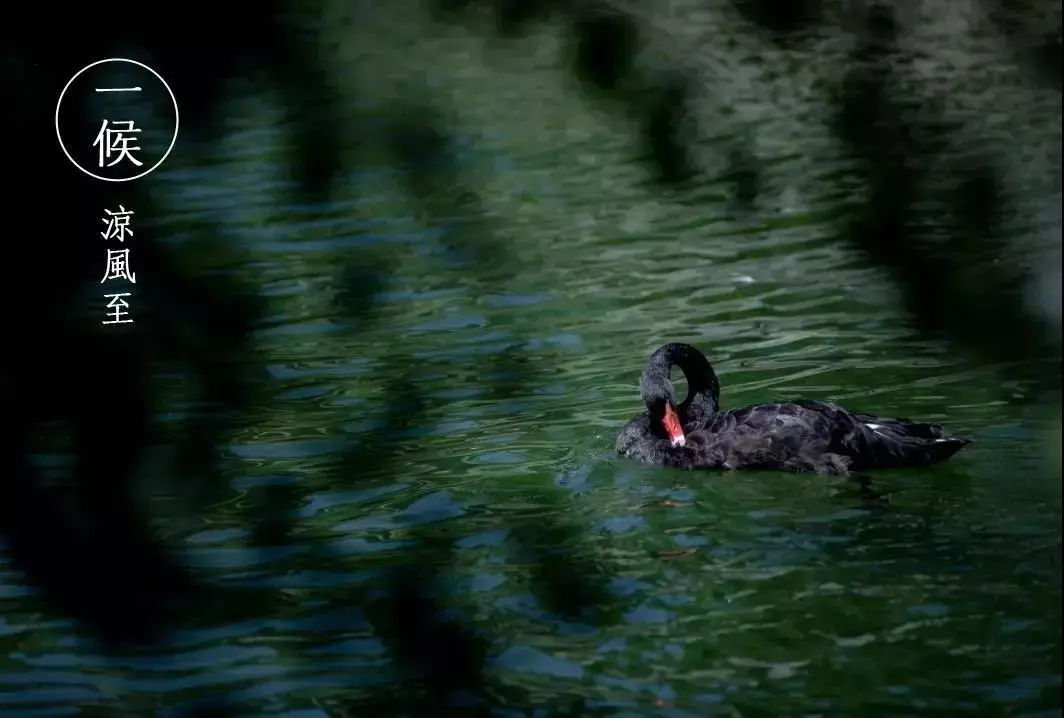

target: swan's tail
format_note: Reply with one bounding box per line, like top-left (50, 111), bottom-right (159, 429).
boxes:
top-left (854, 414), bottom-right (970, 467)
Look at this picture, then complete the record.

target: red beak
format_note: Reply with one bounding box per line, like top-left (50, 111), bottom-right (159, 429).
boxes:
top-left (662, 403), bottom-right (686, 447)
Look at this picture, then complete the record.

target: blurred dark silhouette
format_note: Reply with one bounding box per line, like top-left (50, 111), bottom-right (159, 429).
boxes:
top-left (5, 3), bottom-right (617, 714)
top-left (5, 0), bottom-right (332, 651)
top-left (440, 0), bottom-right (1059, 384)
top-left (731, 0), bottom-right (824, 43)
top-left (832, 2), bottom-right (1058, 389)
top-left (570, 4), bottom-right (641, 91)
top-left (988, 0), bottom-right (1063, 92)
top-left (3, 0), bottom-right (1060, 714)
top-left (642, 74), bottom-right (700, 185)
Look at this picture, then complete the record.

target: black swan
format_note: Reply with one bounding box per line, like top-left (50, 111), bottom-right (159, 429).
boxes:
top-left (616, 342), bottom-right (970, 474)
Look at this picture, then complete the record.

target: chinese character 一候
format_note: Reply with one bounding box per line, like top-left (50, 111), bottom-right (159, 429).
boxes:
top-left (101, 205), bottom-right (134, 241)
top-left (102, 293), bottom-right (133, 325)
top-left (93, 119), bottom-right (144, 168)
top-left (100, 248), bottom-right (136, 284)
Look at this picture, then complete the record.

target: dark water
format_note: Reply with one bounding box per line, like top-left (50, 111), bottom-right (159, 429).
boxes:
top-left (3, 14), bottom-right (1062, 716)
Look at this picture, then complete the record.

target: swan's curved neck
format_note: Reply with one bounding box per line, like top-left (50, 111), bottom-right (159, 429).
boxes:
top-left (641, 343), bottom-right (721, 416)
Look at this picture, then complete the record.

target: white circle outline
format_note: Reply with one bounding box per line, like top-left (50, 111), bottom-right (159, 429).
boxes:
top-left (55, 58), bottom-right (180, 183)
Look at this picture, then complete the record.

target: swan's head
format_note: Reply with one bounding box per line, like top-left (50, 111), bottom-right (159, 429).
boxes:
top-left (641, 343), bottom-right (713, 449)
top-left (641, 368), bottom-right (687, 448)
top-left (642, 381), bottom-right (687, 448)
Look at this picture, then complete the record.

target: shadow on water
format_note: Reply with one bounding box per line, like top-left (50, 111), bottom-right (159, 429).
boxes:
top-left (3, 0), bottom-right (1060, 715)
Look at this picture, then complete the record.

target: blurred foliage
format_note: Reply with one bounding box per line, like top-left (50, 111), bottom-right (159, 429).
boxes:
top-left (3, 0), bottom-right (1060, 714)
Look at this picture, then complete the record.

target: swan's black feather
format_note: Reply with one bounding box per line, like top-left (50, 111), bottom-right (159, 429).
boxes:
top-left (616, 344), bottom-right (969, 474)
